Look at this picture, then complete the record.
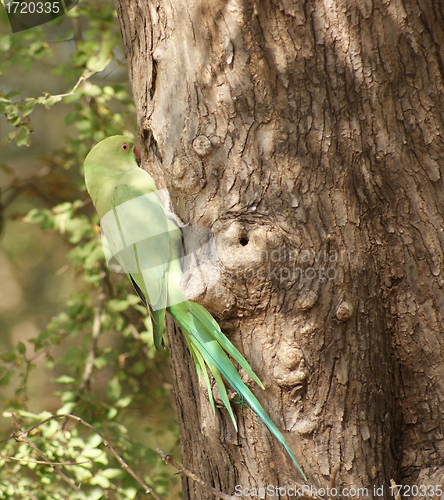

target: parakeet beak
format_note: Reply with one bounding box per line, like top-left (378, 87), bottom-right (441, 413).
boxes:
top-left (134, 145), bottom-right (141, 166)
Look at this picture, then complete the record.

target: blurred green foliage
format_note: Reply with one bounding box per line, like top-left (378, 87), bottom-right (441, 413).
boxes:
top-left (0, 2), bottom-right (180, 499)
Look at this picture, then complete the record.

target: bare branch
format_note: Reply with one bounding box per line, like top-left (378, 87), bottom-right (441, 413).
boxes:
top-left (49, 74), bottom-right (86, 100)
top-left (0, 455), bottom-right (89, 466)
top-left (80, 267), bottom-right (106, 391)
top-left (71, 17), bottom-right (83, 46)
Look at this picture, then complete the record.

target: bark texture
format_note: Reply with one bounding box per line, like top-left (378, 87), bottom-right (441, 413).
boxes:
top-left (115, 0), bottom-right (444, 497)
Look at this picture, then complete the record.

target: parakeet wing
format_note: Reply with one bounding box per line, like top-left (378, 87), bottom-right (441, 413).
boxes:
top-left (109, 183), bottom-right (170, 308)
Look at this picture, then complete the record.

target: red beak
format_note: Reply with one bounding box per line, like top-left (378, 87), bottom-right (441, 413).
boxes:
top-left (134, 145), bottom-right (141, 165)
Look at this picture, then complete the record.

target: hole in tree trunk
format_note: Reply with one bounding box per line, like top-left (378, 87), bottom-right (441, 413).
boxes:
top-left (239, 236), bottom-right (249, 246)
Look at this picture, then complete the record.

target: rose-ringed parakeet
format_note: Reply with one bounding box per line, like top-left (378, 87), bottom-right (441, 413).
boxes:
top-left (83, 135), bottom-right (306, 480)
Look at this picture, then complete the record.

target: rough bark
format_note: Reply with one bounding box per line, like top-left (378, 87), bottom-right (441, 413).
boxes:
top-left (115, 0), bottom-right (444, 498)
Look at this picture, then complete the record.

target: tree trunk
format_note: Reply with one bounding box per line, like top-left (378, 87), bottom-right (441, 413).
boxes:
top-left (115, 0), bottom-right (444, 497)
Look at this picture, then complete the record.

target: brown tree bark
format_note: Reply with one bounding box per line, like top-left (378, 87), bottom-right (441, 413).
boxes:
top-left (115, 0), bottom-right (444, 498)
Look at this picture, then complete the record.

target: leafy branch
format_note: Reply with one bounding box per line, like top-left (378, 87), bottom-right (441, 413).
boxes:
top-left (2, 412), bottom-right (164, 500)
top-left (0, 2), bottom-right (179, 499)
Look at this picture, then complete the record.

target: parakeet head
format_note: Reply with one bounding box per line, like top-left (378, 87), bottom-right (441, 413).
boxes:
top-left (84, 135), bottom-right (141, 172)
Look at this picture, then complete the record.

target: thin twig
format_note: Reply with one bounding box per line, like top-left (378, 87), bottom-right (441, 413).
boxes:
top-left (156, 448), bottom-right (237, 500)
top-left (6, 74), bottom-right (86, 109)
top-left (71, 16), bottom-right (83, 46)
top-left (65, 415), bottom-right (164, 500)
top-left (26, 414), bottom-right (162, 500)
top-left (80, 268), bottom-right (106, 390)
top-left (0, 455), bottom-right (89, 466)
top-left (3, 413), bottom-right (164, 500)
top-left (11, 415), bottom-right (80, 491)
top-left (47, 74), bottom-right (86, 100)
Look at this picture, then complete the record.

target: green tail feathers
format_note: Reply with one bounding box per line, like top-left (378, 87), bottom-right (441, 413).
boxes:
top-left (168, 300), bottom-right (307, 481)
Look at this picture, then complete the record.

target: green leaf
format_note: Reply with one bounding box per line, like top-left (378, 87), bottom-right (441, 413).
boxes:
top-left (81, 448), bottom-right (103, 459)
top-left (87, 434), bottom-right (103, 449)
top-left (0, 371), bottom-right (13, 386)
top-left (121, 486), bottom-right (137, 500)
top-left (101, 468), bottom-right (123, 479)
top-left (86, 55), bottom-right (111, 74)
top-left (0, 350), bottom-right (16, 362)
top-left (8, 115), bottom-right (21, 126)
top-left (85, 487), bottom-right (104, 500)
top-left (93, 451), bottom-right (108, 465)
top-left (57, 402), bottom-right (76, 415)
top-left (21, 100), bottom-right (35, 117)
top-left (17, 410), bottom-right (52, 420)
top-left (106, 407), bottom-right (118, 419)
top-left (4, 131), bottom-right (17, 144)
top-left (107, 299), bottom-right (130, 313)
top-left (6, 89), bottom-right (22, 98)
top-left (115, 396), bottom-right (132, 408)
top-left (53, 375), bottom-right (76, 385)
top-left (17, 341), bottom-right (26, 355)
top-left (43, 95), bottom-right (63, 108)
top-left (83, 84), bottom-right (102, 97)
top-left (90, 473), bottom-right (110, 488)
top-left (16, 126), bottom-right (31, 147)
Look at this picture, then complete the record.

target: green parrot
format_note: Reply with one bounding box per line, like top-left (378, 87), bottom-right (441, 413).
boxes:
top-left (83, 135), bottom-right (306, 480)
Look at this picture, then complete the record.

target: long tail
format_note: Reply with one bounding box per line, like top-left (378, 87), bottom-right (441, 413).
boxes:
top-left (167, 300), bottom-right (306, 481)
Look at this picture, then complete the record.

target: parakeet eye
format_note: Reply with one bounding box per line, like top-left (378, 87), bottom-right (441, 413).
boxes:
top-left (120, 143), bottom-right (129, 152)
